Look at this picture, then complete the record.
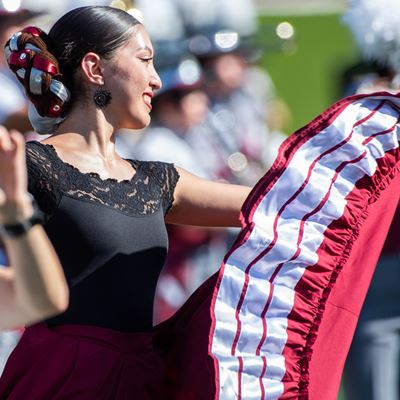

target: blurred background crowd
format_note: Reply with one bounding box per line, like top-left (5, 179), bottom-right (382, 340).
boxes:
top-left (0, 0), bottom-right (399, 399)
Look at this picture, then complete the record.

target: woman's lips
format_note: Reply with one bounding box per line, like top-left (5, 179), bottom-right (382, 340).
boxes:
top-left (143, 93), bottom-right (153, 110)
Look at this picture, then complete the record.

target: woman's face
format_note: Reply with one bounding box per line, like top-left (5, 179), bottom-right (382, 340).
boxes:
top-left (103, 24), bottom-right (162, 129)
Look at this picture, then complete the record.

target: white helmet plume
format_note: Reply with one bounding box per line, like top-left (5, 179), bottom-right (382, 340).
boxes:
top-left (343, 0), bottom-right (400, 71)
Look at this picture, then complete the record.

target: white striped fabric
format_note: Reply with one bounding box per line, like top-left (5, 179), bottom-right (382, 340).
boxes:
top-left (209, 94), bottom-right (400, 399)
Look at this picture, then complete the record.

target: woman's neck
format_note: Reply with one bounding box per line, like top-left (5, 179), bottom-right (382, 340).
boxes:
top-left (49, 102), bottom-right (117, 159)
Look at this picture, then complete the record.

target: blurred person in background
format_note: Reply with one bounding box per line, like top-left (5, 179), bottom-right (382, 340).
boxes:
top-left (179, 0), bottom-right (287, 185)
top-left (342, 1), bottom-right (400, 399)
top-left (192, 35), bottom-right (287, 184)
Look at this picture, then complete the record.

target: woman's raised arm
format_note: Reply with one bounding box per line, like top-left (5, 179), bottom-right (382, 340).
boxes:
top-left (166, 167), bottom-right (252, 228)
top-left (0, 127), bottom-right (68, 330)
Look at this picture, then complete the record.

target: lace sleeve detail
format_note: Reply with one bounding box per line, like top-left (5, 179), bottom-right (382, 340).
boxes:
top-left (26, 141), bottom-right (62, 217)
top-left (163, 163), bottom-right (180, 215)
top-left (144, 161), bottom-right (180, 215)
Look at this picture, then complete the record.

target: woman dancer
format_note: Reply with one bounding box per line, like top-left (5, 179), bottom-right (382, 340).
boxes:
top-left (0, 6), bottom-right (250, 399)
top-left (2, 5), bottom-right (399, 400)
top-left (0, 126), bottom-right (68, 330)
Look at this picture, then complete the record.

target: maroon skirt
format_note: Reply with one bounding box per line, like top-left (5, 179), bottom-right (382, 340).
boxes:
top-left (0, 323), bottom-right (165, 400)
top-left (0, 274), bottom-right (218, 400)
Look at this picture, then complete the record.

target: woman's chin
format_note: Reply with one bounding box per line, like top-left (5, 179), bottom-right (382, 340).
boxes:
top-left (119, 115), bottom-right (151, 130)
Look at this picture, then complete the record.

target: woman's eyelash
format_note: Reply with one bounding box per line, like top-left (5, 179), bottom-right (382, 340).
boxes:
top-left (141, 57), bottom-right (153, 63)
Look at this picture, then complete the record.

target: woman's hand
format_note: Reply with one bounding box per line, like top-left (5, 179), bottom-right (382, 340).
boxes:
top-left (0, 126), bottom-right (33, 225)
top-left (0, 126), bottom-right (68, 329)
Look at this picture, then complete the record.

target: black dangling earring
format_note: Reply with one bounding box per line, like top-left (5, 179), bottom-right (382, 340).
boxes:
top-left (93, 87), bottom-right (112, 108)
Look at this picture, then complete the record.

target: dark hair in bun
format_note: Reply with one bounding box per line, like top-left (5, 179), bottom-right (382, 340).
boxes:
top-left (5, 26), bottom-right (67, 119)
top-left (4, 6), bottom-right (141, 133)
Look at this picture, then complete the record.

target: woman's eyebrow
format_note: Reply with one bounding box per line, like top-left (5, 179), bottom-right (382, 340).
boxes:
top-left (136, 45), bottom-right (153, 55)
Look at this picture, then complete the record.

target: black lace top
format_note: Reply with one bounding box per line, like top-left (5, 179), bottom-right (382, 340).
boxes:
top-left (26, 141), bottom-right (180, 332)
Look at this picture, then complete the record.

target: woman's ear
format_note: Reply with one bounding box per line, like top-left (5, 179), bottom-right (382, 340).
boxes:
top-left (80, 52), bottom-right (105, 85)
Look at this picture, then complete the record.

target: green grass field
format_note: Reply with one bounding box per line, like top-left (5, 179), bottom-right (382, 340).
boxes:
top-left (258, 13), bottom-right (359, 135)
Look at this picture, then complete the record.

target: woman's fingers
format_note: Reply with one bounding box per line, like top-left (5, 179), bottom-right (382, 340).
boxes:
top-left (9, 130), bottom-right (24, 155)
top-left (0, 128), bottom-right (24, 160)
top-left (0, 126), bottom-right (12, 152)
top-left (0, 127), bottom-right (24, 151)
top-left (0, 189), bottom-right (5, 207)
top-left (0, 127), bottom-right (28, 205)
